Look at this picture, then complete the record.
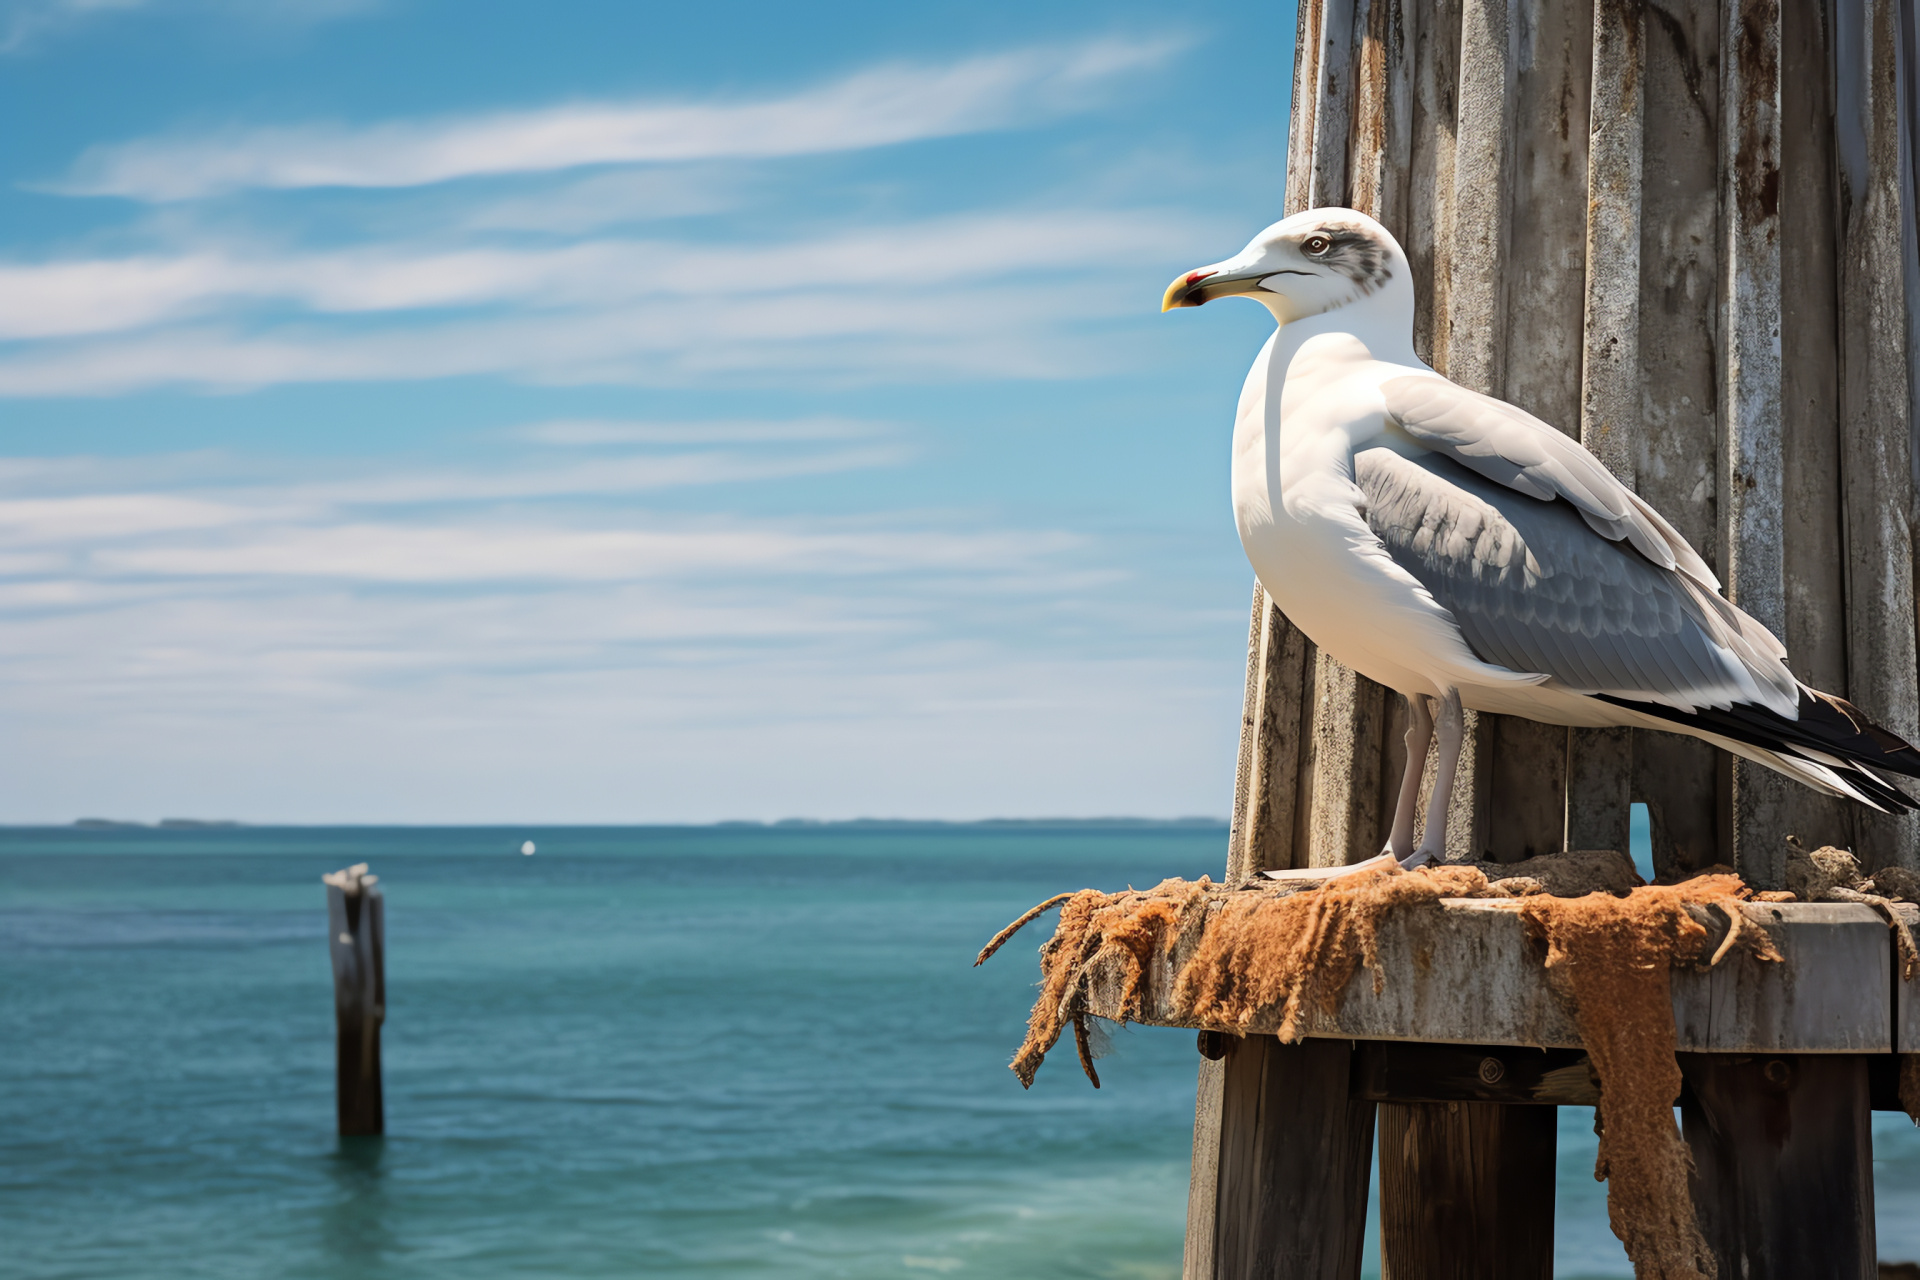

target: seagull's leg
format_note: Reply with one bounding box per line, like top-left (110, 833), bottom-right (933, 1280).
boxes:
top-left (1404, 688), bottom-right (1464, 869)
top-left (1385, 693), bottom-right (1434, 861)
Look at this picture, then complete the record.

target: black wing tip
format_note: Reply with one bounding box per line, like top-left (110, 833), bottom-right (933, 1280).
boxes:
top-left (1596, 689), bottom-right (1920, 811)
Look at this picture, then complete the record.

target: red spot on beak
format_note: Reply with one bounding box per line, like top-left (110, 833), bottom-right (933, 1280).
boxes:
top-left (1187, 271), bottom-right (1216, 285)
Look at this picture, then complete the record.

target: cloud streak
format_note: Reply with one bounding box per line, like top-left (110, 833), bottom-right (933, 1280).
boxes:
top-left (50, 36), bottom-right (1185, 200)
top-left (0, 209), bottom-right (1198, 393)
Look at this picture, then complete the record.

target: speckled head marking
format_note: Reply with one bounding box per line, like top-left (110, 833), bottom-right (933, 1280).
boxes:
top-left (1303, 219), bottom-right (1394, 297)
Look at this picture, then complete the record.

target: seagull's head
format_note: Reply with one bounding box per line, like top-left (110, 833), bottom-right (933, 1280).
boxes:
top-left (1161, 207), bottom-right (1410, 326)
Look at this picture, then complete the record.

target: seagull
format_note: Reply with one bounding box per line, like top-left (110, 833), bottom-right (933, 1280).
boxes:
top-left (1164, 207), bottom-right (1920, 868)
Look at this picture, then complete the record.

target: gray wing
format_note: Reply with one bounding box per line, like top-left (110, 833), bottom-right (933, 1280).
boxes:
top-left (1380, 375), bottom-right (1718, 590)
top-left (1355, 447), bottom-right (1785, 708)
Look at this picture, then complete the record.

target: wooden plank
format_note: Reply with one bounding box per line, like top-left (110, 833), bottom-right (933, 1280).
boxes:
top-left (1835, 0), bottom-right (1920, 871)
top-left (1568, 0), bottom-right (1643, 858)
top-left (1376, 1101), bottom-right (1555, 1280)
top-left (1632, 0), bottom-right (1727, 878)
top-left (1305, 652), bottom-right (1389, 867)
top-left (1887, 903), bottom-right (1920, 1053)
top-left (1238, 596), bottom-right (1314, 877)
top-left (1719, 0), bottom-right (1789, 889)
top-left (1669, 902), bottom-right (1892, 1053)
top-left (1484, 713), bottom-right (1567, 862)
top-left (1773, 0), bottom-right (1857, 856)
top-left (1308, 0), bottom-right (1358, 208)
top-left (1407, 0), bottom-right (1463, 368)
top-left (1222, 584), bottom-right (1267, 885)
top-left (1354, 1041), bottom-right (1599, 1105)
top-left (1085, 901), bottom-right (1894, 1051)
top-left (1441, 0), bottom-right (1517, 863)
top-left (1287, 0), bottom-right (1327, 212)
top-left (1680, 1053), bottom-right (1877, 1279)
top-left (1182, 1055), bottom-right (1226, 1280)
top-left (1203, 1036), bottom-right (1375, 1280)
top-left (1350, 0), bottom-right (1415, 231)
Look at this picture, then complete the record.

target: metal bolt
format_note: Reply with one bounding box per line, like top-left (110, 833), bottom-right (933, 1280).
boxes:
top-left (1478, 1056), bottom-right (1506, 1085)
top-left (1763, 1058), bottom-right (1791, 1087)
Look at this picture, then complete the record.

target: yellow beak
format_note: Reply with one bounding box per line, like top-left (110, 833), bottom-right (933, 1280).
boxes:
top-left (1161, 269), bottom-right (1264, 312)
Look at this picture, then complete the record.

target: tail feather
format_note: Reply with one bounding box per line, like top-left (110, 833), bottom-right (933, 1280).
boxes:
top-left (1597, 685), bottom-right (1920, 813)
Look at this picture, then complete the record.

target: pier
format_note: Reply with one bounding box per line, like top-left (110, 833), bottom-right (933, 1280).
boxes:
top-left (1010, 0), bottom-right (1920, 1275)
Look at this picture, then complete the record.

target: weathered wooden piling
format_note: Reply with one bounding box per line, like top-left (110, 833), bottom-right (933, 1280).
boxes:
top-left (1176, 0), bottom-right (1920, 1274)
top-left (323, 862), bottom-right (385, 1137)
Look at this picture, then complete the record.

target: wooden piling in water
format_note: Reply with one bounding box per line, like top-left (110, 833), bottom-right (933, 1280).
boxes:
top-left (323, 862), bottom-right (385, 1137)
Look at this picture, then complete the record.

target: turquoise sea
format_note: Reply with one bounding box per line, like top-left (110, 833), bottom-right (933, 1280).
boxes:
top-left (5, 823), bottom-right (1920, 1279)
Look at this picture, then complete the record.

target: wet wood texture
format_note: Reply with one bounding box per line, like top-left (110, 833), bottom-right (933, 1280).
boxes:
top-left (1680, 1053), bottom-right (1877, 1280)
top-left (1188, 1036), bottom-right (1376, 1280)
top-left (1377, 1100), bottom-right (1556, 1280)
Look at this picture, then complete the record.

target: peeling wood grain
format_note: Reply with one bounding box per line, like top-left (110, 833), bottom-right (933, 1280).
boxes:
top-left (1350, 0), bottom-right (1415, 230)
top-left (1720, 0), bottom-right (1789, 888)
top-left (1836, 0), bottom-right (1920, 870)
top-left (1443, 0), bottom-right (1518, 862)
top-left (1182, 1056), bottom-right (1226, 1280)
top-left (1772, 0), bottom-right (1857, 856)
top-left (1239, 597), bottom-right (1315, 876)
top-left (1305, 650), bottom-right (1389, 866)
top-left (1224, 584), bottom-right (1269, 884)
top-left (1632, 0), bottom-right (1724, 877)
top-left (1310, 0), bottom-right (1360, 208)
top-left (1408, 0), bottom-right (1464, 367)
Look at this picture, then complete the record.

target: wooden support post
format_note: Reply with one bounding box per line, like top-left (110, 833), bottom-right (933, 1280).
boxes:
top-left (1377, 1101), bottom-right (1556, 1279)
top-left (324, 862), bottom-right (385, 1137)
top-left (1679, 1053), bottom-right (1876, 1279)
top-left (1185, 1036), bottom-right (1376, 1280)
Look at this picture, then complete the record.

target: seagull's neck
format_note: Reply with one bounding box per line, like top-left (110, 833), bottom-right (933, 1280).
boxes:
top-left (1268, 297), bottom-right (1422, 373)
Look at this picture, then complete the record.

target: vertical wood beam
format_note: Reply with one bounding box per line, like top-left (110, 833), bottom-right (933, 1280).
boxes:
top-left (1775, 0), bottom-right (1857, 855)
top-left (1236, 594), bottom-right (1314, 879)
top-left (1224, 584), bottom-right (1269, 884)
top-left (1376, 1101), bottom-right (1556, 1279)
top-left (1440, 0), bottom-right (1517, 862)
top-left (1487, 0), bottom-right (1594, 862)
top-left (1679, 1054), bottom-right (1876, 1279)
top-left (1192, 1036), bottom-right (1376, 1280)
top-left (1351, 0), bottom-right (1415, 231)
top-left (1305, 654), bottom-right (1390, 867)
top-left (1409, 0), bottom-right (1465, 369)
top-left (1568, 0), bottom-right (1644, 855)
top-left (1632, 0), bottom-right (1725, 877)
top-left (1183, 1054), bottom-right (1228, 1280)
top-left (1836, 0), bottom-right (1920, 870)
top-left (1720, 0), bottom-right (1789, 888)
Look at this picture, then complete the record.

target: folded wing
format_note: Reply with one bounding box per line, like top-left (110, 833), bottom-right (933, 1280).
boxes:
top-left (1354, 446), bottom-right (1797, 716)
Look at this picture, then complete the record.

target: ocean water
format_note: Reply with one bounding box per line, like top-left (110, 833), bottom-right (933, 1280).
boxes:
top-left (4, 823), bottom-right (1919, 1279)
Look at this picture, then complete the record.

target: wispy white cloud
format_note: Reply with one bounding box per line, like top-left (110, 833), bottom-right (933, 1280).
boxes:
top-left (0, 209), bottom-right (1187, 340)
top-left (2, 0), bottom-right (375, 55)
top-left (50, 36), bottom-right (1187, 200)
top-left (0, 442), bottom-right (1241, 824)
top-left (0, 208), bottom-right (1200, 393)
top-left (513, 417), bottom-right (886, 446)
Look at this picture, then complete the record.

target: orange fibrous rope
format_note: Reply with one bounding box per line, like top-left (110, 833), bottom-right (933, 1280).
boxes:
top-left (984, 862), bottom-right (1783, 1280)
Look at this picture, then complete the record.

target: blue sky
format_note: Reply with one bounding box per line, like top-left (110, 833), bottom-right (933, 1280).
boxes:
top-left (0, 0), bottom-right (1296, 823)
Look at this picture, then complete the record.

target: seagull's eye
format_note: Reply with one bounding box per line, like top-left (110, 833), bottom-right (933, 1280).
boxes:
top-left (1303, 235), bottom-right (1332, 256)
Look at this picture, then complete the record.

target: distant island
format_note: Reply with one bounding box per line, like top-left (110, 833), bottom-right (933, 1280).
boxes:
top-left (71, 818), bottom-right (245, 829)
